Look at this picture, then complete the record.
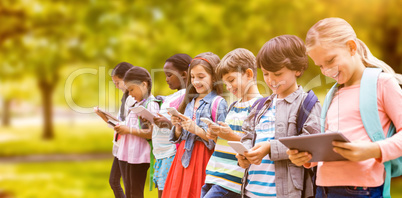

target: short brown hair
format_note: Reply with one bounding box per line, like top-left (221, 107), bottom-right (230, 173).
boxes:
top-left (256, 35), bottom-right (308, 77)
top-left (216, 48), bottom-right (257, 80)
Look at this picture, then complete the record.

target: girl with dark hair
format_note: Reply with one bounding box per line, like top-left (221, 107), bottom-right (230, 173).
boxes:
top-left (162, 52), bottom-right (228, 198)
top-left (94, 62), bottom-right (134, 198)
top-left (151, 53), bottom-right (191, 198)
top-left (113, 66), bottom-right (160, 198)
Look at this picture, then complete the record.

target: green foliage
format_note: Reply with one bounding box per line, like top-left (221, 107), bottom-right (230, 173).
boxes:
top-left (1, 0), bottom-right (401, 108)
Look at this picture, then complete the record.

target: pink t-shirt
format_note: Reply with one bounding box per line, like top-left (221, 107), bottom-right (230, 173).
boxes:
top-left (116, 97), bottom-right (160, 164)
top-left (315, 73), bottom-right (402, 187)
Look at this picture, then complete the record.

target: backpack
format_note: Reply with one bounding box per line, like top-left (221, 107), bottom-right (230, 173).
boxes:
top-left (240, 90), bottom-right (318, 198)
top-left (211, 96), bottom-right (224, 122)
top-left (320, 67), bottom-right (401, 198)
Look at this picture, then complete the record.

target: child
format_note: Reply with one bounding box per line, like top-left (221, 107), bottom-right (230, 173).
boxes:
top-left (113, 66), bottom-right (160, 198)
top-left (94, 62), bottom-right (134, 198)
top-left (236, 35), bottom-right (322, 198)
top-left (151, 53), bottom-right (192, 198)
top-left (201, 48), bottom-right (262, 198)
top-left (162, 52), bottom-right (228, 198)
top-left (287, 17), bottom-right (402, 198)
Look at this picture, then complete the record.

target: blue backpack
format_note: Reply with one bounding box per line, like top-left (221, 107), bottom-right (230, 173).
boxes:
top-left (321, 67), bottom-right (402, 198)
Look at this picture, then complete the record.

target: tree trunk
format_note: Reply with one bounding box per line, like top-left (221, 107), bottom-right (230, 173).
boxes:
top-left (2, 99), bottom-right (11, 126)
top-left (39, 80), bottom-right (55, 140)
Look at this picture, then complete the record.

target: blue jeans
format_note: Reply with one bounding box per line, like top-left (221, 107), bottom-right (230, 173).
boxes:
top-left (201, 184), bottom-right (241, 198)
top-left (316, 185), bottom-right (383, 198)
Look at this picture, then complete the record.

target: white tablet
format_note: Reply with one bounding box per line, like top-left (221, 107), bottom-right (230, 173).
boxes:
top-left (227, 141), bottom-right (249, 155)
top-left (278, 132), bottom-right (350, 162)
top-left (129, 106), bottom-right (156, 123)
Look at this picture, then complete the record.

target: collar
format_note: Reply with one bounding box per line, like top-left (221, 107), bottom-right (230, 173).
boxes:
top-left (199, 91), bottom-right (218, 103)
top-left (265, 85), bottom-right (304, 104)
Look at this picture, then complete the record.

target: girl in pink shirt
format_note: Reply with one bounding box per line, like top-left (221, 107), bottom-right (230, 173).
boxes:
top-left (287, 17), bottom-right (402, 198)
top-left (114, 66), bottom-right (160, 198)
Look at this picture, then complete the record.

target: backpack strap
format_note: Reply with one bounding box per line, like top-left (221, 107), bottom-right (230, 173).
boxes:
top-left (359, 67), bottom-right (395, 197)
top-left (320, 83), bottom-right (339, 133)
top-left (360, 68), bottom-right (384, 141)
top-left (297, 90), bottom-right (319, 198)
top-left (211, 96), bottom-right (224, 122)
top-left (297, 90), bottom-right (318, 134)
top-left (228, 101), bottom-right (237, 112)
top-left (251, 97), bottom-right (270, 124)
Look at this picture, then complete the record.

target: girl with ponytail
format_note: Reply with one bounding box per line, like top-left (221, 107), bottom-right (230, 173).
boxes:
top-left (287, 17), bottom-right (402, 197)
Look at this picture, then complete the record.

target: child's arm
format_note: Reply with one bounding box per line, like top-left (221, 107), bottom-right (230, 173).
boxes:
top-left (179, 114), bottom-right (210, 141)
top-left (207, 122), bottom-right (241, 141)
top-left (153, 113), bottom-right (173, 129)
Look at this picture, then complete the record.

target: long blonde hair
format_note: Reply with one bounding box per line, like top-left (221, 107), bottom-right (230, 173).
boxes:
top-left (305, 17), bottom-right (402, 84)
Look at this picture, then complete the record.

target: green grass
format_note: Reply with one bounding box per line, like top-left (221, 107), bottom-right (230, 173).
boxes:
top-left (0, 159), bottom-right (158, 198)
top-left (0, 124), bottom-right (113, 156)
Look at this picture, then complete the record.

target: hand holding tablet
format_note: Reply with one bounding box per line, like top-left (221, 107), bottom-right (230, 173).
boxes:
top-left (166, 107), bottom-right (184, 119)
top-left (228, 141), bottom-right (249, 155)
top-left (200, 117), bottom-right (217, 126)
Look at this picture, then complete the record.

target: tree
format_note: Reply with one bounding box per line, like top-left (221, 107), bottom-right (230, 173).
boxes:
top-left (0, 1), bottom-right (27, 126)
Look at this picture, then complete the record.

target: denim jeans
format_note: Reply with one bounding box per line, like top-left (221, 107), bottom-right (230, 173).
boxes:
top-left (109, 157), bottom-right (126, 198)
top-left (316, 185), bottom-right (383, 198)
top-left (201, 184), bottom-right (241, 198)
top-left (119, 160), bottom-right (150, 198)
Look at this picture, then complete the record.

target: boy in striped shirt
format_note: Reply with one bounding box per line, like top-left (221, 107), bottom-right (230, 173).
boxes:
top-left (201, 48), bottom-right (262, 198)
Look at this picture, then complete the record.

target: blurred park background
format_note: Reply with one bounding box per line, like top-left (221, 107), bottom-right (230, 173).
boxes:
top-left (0, 0), bottom-right (401, 197)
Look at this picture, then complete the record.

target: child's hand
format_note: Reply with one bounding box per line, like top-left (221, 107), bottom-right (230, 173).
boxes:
top-left (286, 149), bottom-right (312, 167)
top-left (139, 116), bottom-right (151, 129)
top-left (332, 141), bottom-right (382, 162)
top-left (94, 106), bottom-right (108, 121)
top-left (205, 128), bottom-right (218, 142)
top-left (153, 113), bottom-right (173, 129)
top-left (94, 106), bottom-right (100, 114)
top-left (208, 121), bottom-right (230, 137)
top-left (114, 125), bottom-right (130, 135)
top-left (236, 153), bottom-right (251, 169)
top-left (178, 114), bottom-right (196, 134)
top-left (171, 115), bottom-right (182, 126)
top-left (244, 142), bottom-right (271, 165)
